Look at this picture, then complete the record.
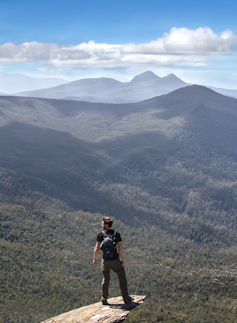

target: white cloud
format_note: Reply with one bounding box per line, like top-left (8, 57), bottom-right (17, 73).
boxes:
top-left (0, 27), bottom-right (236, 69)
top-left (33, 67), bottom-right (63, 76)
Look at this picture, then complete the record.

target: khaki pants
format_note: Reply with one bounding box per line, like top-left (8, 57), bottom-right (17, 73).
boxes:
top-left (101, 258), bottom-right (129, 301)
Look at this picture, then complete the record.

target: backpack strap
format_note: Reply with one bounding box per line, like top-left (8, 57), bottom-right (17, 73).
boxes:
top-left (102, 230), bottom-right (116, 236)
top-left (101, 230), bottom-right (116, 242)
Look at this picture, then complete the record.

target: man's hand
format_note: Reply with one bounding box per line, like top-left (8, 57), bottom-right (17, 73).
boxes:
top-left (93, 258), bottom-right (97, 266)
top-left (120, 258), bottom-right (125, 266)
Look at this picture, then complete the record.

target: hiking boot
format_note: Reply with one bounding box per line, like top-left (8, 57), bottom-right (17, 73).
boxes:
top-left (101, 298), bottom-right (109, 305)
top-left (124, 296), bottom-right (133, 304)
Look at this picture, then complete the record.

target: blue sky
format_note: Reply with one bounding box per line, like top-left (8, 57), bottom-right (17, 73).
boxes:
top-left (0, 0), bottom-right (237, 88)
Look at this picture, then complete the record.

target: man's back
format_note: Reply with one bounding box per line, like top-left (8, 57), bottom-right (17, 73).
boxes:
top-left (98, 229), bottom-right (121, 260)
top-left (93, 216), bottom-right (131, 305)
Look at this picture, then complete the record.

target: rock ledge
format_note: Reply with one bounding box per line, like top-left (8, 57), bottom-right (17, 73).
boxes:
top-left (41, 295), bottom-right (146, 323)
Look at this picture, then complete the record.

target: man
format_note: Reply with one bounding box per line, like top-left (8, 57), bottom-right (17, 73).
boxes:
top-left (93, 216), bottom-right (132, 305)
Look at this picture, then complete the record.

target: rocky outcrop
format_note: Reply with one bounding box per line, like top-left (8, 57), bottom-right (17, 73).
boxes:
top-left (41, 295), bottom-right (146, 323)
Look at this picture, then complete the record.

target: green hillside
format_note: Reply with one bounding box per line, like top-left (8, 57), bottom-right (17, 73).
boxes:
top-left (1, 86), bottom-right (237, 322)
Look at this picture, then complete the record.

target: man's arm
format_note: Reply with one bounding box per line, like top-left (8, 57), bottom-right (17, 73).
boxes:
top-left (117, 241), bottom-right (125, 266)
top-left (93, 241), bottom-right (100, 266)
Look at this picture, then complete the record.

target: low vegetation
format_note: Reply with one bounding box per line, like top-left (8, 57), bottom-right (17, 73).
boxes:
top-left (1, 158), bottom-right (237, 323)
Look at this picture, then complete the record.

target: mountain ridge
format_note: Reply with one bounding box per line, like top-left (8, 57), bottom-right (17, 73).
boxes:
top-left (13, 71), bottom-right (188, 103)
top-left (1, 85), bottom-right (237, 144)
top-left (0, 72), bottom-right (68, 94)
top-left (12, 71), bottom-right (237, 103)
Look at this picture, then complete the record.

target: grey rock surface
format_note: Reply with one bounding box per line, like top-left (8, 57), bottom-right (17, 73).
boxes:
top-left (40, 295), bottom-right (146, 323)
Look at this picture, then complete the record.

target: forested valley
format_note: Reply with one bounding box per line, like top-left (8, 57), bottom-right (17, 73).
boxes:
top-left (1, 85), bottom-right (237, 322)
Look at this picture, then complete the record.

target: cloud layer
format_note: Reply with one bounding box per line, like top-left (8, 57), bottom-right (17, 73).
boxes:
top-left (0, 27), bottom-right (236, 68)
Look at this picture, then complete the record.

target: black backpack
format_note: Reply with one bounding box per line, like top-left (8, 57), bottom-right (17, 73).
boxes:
top-left (100, 230), bottom-right (117, 259)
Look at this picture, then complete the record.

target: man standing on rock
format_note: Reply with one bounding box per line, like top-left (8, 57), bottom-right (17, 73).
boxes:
top-left (93, 216), bottom-right (132, 305)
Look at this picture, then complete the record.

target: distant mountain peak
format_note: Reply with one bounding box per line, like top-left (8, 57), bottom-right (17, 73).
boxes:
top-left (160, 73), bottom-right (187, 86)
top-left (131, 70), bottom-right (160, 83)
top-left (164, 73), bottom-right (177, 78)
top-left (163, 73), bottom-right (184, 81)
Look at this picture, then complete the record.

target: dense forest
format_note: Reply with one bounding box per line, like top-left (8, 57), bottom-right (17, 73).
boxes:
top-left (1, 172), bottom-right (237, 323)
top-left (1, 86), bottom-right (237, 322)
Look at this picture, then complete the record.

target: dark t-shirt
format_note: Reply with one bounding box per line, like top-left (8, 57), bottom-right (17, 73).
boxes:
top-left (97, 229), bottom-right (122, 260)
